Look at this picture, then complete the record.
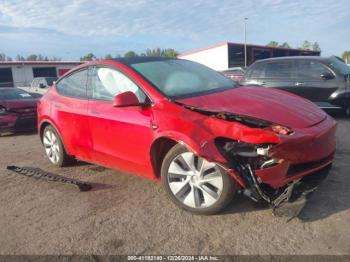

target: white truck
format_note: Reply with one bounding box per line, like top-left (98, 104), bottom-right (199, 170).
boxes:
top-left (19, 77), bottom-right (57, 97)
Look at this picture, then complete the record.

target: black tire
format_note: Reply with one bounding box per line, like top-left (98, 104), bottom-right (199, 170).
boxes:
top-left (345, 106), bottom-right (350, 117)
top-left (42, 125), bottom-right (71, 167)
top-left (161, 144), bottom-right (238, 215)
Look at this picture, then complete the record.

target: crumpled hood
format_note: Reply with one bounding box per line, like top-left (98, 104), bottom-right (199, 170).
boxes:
top-left (177, 86), bottom-right (327, 128)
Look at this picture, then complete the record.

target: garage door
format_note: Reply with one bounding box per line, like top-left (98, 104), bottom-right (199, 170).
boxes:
top-left (33, 67), bottom-right (57, 78)
top-left (0, 68), bottom-right (14, 87)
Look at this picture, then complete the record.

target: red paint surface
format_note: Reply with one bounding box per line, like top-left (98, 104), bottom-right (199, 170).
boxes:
top-left (38, 60), bottom-right (336, 188)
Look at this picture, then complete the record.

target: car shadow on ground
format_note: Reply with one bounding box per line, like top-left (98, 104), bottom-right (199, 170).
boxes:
top-left (297, 159), bottom-right (350, 222)
top-left (220, 174), bottom-right (349, 223)
top-left (0, 130), bottom-right (38, 137)
top-left (221, 194), bottom-right (270, 215)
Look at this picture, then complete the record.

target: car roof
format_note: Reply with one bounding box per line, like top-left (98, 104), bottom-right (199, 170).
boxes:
top-left (255, 56), bottom-right (331, 63)
top-left (112, 56), bottom-right (175, 65)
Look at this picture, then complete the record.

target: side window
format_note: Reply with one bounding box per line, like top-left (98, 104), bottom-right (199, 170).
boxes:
top-left (297, 61), bottom-right (332, 79)
top-left (264, 61), bottom-right (295, 78)
top-left (90, 67), bottom-right (146, 102)
top-left (246, 63), bottom-right (265, 79)
top-left (56, 69), bottom-right (88, 98)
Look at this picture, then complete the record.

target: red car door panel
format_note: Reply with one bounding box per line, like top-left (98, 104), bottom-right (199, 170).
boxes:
top-left (86, 66), bottom-right (154, 177)
top-left (88, 100), bottom-right (154, 177)
top-left (53, 69), bottom-right (93, 160)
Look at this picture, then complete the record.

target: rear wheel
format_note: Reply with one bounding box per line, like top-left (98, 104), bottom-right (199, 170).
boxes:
top-left (161, 144), bottom-right (237, 215)
top-left (42, 125), bottom-right (70, 167)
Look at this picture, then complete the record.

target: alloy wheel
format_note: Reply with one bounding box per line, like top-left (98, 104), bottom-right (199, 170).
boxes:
top-left (167, 152), bottom-right (224, 208)
top-left (43, 130), bottom-right (61, 164)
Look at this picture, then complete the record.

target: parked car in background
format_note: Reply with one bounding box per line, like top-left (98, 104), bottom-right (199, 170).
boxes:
top-left (220, 67), bottom-right (245, 81)
top-left (38, 57), bottom-right (336, 215)
top-left (0, 88), bottom-right (38, 135)
top-left (240, 56), bottom-right (350, 115)
top-left (20, 77), bottom-right (57, 97)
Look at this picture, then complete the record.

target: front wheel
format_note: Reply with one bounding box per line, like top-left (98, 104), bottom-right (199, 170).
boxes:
top-left (161, 144), bottom-right (237, 215)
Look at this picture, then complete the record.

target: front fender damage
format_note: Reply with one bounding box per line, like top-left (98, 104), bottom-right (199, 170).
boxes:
top-left (181, 103), bottom-right (328, 218)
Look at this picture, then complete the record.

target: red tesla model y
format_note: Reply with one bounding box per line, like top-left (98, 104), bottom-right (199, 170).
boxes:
top-left (38, 57), bottom-right (336, 214)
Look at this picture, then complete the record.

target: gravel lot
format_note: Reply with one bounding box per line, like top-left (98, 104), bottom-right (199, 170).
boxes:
top-left (0, 114), bottom-right (349, 255)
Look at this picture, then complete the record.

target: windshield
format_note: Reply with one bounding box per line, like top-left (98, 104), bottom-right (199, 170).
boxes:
top-left (130, 59), bottom-right (236, 98)
top-left (0, 89), bottom-right (33, 100)
top-left (327, 57), bottom-right (350, 75)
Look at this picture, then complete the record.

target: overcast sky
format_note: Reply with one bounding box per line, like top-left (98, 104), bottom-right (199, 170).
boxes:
top-left (0, 0), bottom-right (349, 60)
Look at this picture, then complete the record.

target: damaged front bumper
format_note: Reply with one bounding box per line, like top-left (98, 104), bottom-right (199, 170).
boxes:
top-left (199, 114), bottom-right (336, 211)
top-left (255, 115), bottom-right (336, 189)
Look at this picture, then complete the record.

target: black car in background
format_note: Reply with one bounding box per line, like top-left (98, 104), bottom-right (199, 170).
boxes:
top-left (240, 56), bottom-right (350, 115)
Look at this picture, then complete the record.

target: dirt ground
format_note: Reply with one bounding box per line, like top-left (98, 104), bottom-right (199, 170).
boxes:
top-left (0, 115), bottom-right (349, 255)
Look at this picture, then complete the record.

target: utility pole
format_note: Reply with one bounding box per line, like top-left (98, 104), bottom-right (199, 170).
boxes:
top-left (244, 17), bottom-right (248, 68)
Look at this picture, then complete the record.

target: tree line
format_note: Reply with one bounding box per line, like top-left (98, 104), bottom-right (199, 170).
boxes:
top-left (266, 40), bottom-right (321, 51)
top-left (0, 48), bottom-right (179, 62)
top-left (1, 46), bottom-right (349, 64)
top-left (79, 48), bottom-right (179, 61)
top-left (0, 53), bottom-right (62, 61)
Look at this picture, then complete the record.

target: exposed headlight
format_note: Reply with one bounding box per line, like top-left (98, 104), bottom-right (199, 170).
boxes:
top-left (216, 138), bottom-right (272, 158)
top-left (270, 125), bottom-right (294, 135)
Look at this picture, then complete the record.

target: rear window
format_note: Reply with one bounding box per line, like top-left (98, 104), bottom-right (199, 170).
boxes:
top-left (264, 61), bottom-right (295, 78)
top-left (56, 69), bottom-right (88, 98)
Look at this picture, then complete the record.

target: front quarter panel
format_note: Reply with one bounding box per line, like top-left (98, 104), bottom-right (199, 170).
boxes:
top-left (152, 100), bottom-right (280, 164)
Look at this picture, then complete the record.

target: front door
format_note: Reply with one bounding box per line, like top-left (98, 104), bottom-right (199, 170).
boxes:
top-left (87, 66), bottom-right (154, 177)
top-left (295, 60), bottom-right (339, 104)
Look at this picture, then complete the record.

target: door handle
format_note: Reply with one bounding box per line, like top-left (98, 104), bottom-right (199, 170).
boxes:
top-left (54, 104), bottom-right (62, 109)
top-left (150, 120), bottom-right (158, 130)
top-left (295, 82), bottom-right (305, 86)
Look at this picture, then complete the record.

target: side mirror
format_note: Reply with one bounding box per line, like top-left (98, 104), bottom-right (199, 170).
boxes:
top-left (113, 91), bottom-right (141, 107)
top-left (320, 72), bottom-right (335, 80)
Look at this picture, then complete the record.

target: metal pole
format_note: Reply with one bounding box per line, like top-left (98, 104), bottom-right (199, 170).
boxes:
top-left (244, 17), bottom-right (248, 68)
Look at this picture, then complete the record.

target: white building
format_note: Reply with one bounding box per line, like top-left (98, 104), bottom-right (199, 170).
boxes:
top-left (0, 61), bottom-right (83, 88)
top-left (178, 42), bottom-right (320, 70)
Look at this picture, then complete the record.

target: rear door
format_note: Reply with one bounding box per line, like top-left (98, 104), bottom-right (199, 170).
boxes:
top-left (260, 60), bottom-right (297, 94)
top-left (54, 68), bottom-right (92, 159)
top-left (295, 60), bottom-right (339, 103)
